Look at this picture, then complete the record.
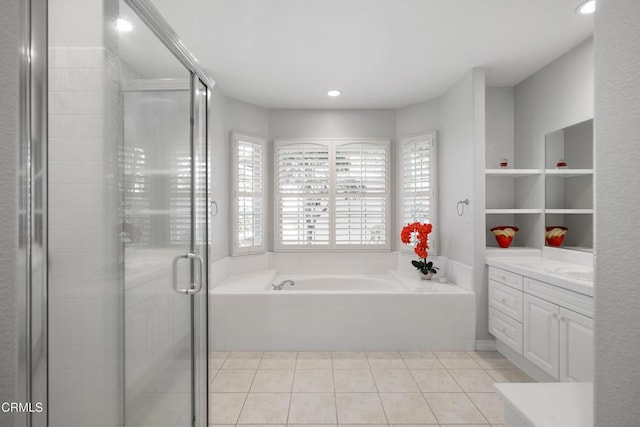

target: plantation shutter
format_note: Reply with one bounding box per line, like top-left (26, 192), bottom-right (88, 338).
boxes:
top-left (276, 142), bottom-right (331, 247)
top-left (122, 146), bottom-right (151, 245)
top-left (233, 133), bottom-right (265, 254)
top-left (169, 151), bottom-right (192, 246)
top-left (275, 139), bottom-right (389, 251)
top-left (400, 132), bottom-right (437, 249)
top-left (335, 141), bottom-right (388, 247)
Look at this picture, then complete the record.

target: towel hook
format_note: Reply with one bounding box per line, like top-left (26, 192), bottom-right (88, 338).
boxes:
top-left (457, 199), bottom-right (469, 216)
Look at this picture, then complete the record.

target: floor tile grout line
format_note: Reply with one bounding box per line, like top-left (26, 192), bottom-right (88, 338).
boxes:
top-left (284, 352), bottom-right (297, 425)
top-left (365, 352), bottom-right (390, 426)
top-left (331, 354), bottom-right (338, 425)
top-left (447, 352), bottom-right (493, 425)
top-left (464, 389), bottom-right (493, 426)
top-left (233, 353), bottom-right (262, 424)
top-left (207, 351), bottom-right (524, 426)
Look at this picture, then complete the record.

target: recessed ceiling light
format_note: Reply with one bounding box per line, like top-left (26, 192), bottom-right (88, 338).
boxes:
top-left (576, 0), bottom-right (595, 14)
top-left (116, 18), bottom-right (133, 32)
top-left (327, 90), bottom-right (341, 97)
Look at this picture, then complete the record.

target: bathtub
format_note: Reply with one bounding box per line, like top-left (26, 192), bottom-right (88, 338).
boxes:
top-left (210, 269), bottom-right (476, 351)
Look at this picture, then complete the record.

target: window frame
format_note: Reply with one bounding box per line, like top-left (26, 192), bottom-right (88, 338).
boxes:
top-left (274, 138), bottom-right (390, 252)
top-left (231, 131), bottom-right (266, 256)
top-left (398, 131), bottom-right (438, 255)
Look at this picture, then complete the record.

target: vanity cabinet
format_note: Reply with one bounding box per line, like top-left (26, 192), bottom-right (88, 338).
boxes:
top-left (559, 307), bottom-right (594, 382)
top-left (488, 269), bottom-right (524, 354)
top-left (523, 293), bottom-right (560, 378)
top-left (488, 266), bottom-right (593, 382)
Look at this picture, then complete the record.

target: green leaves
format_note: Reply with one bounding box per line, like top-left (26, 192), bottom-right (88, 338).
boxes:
top-left (411, 259), bottom-right (439, 274)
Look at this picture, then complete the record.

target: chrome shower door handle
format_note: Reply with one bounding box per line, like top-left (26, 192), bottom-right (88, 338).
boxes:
top-left (190, 253), bottom-right (204, 295)
top-left (172, 252), bottom-right (204, 295)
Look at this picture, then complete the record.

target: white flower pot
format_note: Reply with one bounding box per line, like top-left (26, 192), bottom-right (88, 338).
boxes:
top-left (418, 271), bottom-right (434, 280)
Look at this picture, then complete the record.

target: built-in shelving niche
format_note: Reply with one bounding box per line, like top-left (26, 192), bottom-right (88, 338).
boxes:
top-left (544, 119), bottom-right (594, 253)
top-left (485, 118), bottom-right (593, 253)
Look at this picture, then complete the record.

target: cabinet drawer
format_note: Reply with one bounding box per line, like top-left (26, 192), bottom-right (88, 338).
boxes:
top-left (488, 266), bottom-right (523, 290)
top-left (489, 280), bottom-right (524, 322)
top-left (489, 307), bottom-right (523, 355)
top-left (524, 277), bottom-right (594, 318)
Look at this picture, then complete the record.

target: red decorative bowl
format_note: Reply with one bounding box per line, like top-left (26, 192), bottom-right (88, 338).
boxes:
top-left (545, 226), bottom-right (568, 247)
top-left (490, 226), bottom-right (519, 248)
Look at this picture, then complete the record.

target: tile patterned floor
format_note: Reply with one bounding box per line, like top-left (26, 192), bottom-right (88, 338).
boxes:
top-left (209, 350), bottom-right (534, 427)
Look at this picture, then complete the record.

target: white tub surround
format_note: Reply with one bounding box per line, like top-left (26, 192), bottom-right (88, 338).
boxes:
top-left (495, 382), bottom-right (593, 427)
top-left (210, 252), bottom-right (475, 351)
top-left (486, 255), bottom-right (593, 383)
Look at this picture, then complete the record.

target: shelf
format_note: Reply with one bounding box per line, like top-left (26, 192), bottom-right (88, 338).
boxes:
top-left (486, 247), bottom-right (541, 255)
top-left (545, 169), bottom-right (593, 177)
top-left (486, 209), bottom-right (543, 214)
top-left (545, 209), bottom-right (593, 214)
top-left (486, 169), bottom-right (543, 177)
top-left (547, 246), bottom-right (593, 254)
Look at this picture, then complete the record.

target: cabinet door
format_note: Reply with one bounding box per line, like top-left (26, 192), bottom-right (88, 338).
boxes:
top-left (559, 307), bottom-right (594, 382)
top-left (524, 294), bottom-right (560, 379)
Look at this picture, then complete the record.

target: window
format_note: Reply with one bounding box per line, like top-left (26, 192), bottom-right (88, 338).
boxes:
top-left (399, 131), bottom-right (438, 252)
top-left (275, 139), bottom-right (389, 251)
top-left (232, 132), bottom-right (266, 254)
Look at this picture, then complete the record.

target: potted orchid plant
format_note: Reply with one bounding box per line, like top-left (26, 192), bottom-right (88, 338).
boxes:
top-left (401, 222), bottom-right (439, 280)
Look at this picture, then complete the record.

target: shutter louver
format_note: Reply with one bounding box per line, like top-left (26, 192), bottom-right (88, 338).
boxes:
top-left (277, 142), bottom-right (330, 246)
top-left (335, 143), bottom-right (388, 246)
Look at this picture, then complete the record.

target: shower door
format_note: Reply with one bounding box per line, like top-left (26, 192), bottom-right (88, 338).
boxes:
top-left (122, 75), bottom-right (209, 427)
top-left (46, 0), bottom-right (210, 425)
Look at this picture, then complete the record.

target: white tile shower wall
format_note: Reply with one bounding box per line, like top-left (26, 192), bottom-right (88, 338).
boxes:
top-left (48, 47), bottom-right (121, 427)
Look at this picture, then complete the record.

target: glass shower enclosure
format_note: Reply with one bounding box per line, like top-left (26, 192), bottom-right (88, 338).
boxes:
top-left (46, 0), bottom-right (210, 425)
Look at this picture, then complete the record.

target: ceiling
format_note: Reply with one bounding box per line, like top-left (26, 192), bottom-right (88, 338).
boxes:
top-left (147, 0), bottom-right (594, 109)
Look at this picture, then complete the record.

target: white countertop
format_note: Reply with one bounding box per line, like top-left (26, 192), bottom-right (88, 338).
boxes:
top-left (495, 382), bottom-right (593, 427)
top-left (486, 256), bottom-right (593, 296)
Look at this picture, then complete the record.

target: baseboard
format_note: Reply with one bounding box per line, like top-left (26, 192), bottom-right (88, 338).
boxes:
top-left (475, 340), bottom-right (497, 351)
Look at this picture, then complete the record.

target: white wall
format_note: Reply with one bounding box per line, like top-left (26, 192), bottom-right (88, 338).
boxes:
top-left (439, 69), bottom-right (487, 341)
top-left (395, 98), bottom-right (441, 138)
top-left (209, 87), bottom-right (229, 261)
top-left (0, 0), bottom-right (20, 423)
top-left (594, 0), bottom-right (640, 424)
top-left (514, 38), bottom-right (593, 248)
top-left (439, 70), bottom-right (483, 267)
top-left (267, 109), bottom-right (397, 251)
top-left (269, 109), bottom-right (396, 139)
top-left (485, 87), bottom-right (515, 169)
